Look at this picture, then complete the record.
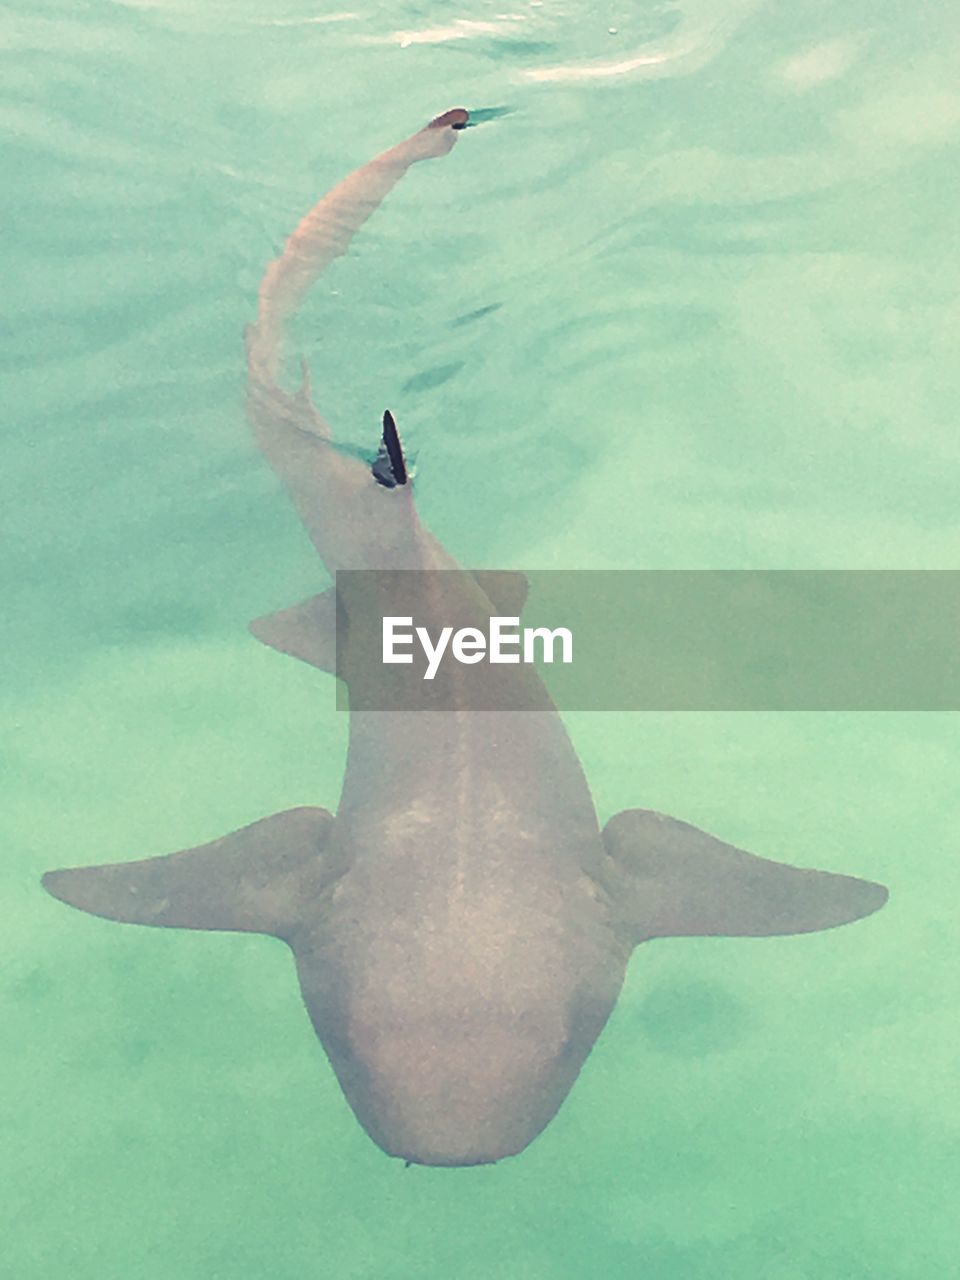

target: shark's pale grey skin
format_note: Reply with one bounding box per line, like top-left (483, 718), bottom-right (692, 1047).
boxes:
top-left (43, 109), bottom-right (888, 1167)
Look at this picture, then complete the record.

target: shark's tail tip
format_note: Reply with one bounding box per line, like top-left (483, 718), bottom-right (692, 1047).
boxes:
top-left (429, 108), bottom-right (470, 131)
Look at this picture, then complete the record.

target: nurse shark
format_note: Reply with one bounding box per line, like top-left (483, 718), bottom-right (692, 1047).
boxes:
top-left (43, 108), bottom-right (887, 1167)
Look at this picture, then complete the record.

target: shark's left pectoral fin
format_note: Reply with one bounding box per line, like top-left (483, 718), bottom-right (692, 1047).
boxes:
top-left (602, 809), bottom-right (888, 942)
top-left (42, 807), bottom-right (334, 941)
top-left (250, 590), bottom-right (340, 673)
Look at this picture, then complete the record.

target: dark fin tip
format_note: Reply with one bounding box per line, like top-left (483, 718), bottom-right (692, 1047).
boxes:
top-left (429, 108), bottom-right (470, 131)
top-left (459, 106), bottom-right (514, 129)
top-left (372, 409), bottom-right (408, 488)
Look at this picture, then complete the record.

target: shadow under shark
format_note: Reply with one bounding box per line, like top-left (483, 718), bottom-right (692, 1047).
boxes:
top-left (43, 109), bottom-right (888, 1167)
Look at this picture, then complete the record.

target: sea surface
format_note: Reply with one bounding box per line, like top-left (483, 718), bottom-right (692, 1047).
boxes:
top-left (3, 0), bottom-right (959, 1275)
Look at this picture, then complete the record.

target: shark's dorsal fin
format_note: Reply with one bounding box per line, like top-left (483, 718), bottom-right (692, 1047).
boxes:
top-left (42, 808), bottom-right (334, 941)
top-left (372, 409), bottom-right (409, 488)
top-left (601, 809), bottom-right (888, 942)
top-left (250, 590), bottom-right (339, 672)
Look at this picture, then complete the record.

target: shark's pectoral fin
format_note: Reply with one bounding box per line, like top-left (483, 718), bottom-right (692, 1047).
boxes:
top-left (250, 589), bottom-right (341, 672)
top-left (472, 570), bottom-right (528, 616)
top-left (42, 807), bottom-right (334, 940)
top-left (602, 809), bottom-right (888, 942)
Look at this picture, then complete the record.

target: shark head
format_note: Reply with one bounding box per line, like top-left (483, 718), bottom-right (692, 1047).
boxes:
top-left (290, 867), bottom-right (619, 1167)
top-left (312, 997), bottom-right (590, 1166)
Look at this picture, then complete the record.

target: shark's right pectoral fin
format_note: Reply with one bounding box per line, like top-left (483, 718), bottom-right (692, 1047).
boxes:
top-left (42, 807), bottom-right (334, 941)
top-left (250, 589), bottom-right (340, 673)
top-left (602, 809), bottom-right (888, 942)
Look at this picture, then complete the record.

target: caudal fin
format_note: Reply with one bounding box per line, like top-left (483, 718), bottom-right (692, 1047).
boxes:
top-left (250, 108), bottom-right (469, 382)
top-left (602, 808), bottom-right (888, 941)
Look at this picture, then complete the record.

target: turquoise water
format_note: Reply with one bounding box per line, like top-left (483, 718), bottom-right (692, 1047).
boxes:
top-left (4, 0), bottom-right (959, 1274)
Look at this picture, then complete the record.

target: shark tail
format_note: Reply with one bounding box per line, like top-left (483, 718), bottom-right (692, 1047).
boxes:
top-left (42, 808), bottom-right (334, 941)
top-left (249, 108), bottom-right (469, 383)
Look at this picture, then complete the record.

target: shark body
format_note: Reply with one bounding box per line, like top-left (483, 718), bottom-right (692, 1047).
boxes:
top-left (43, 109), bottom-right (887, 1167)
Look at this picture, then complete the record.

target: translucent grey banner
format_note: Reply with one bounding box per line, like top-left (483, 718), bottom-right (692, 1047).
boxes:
top-left (333, 570), bottom-right (960, 711)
